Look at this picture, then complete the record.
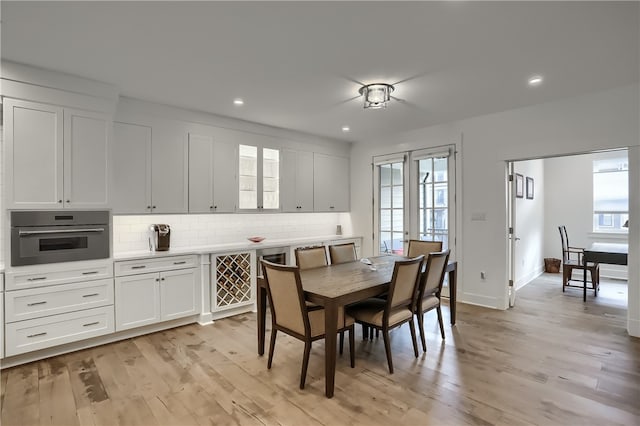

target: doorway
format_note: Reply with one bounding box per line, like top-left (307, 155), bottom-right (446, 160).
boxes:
top-left (507, 149), bottom-right (629, 309)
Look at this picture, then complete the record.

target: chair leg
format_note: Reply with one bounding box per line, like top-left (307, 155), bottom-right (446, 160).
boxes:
top-left (436, 306), bottom-right (445, 340)
top-left (375, 329), bottom-right (379, 338)
top-left (562, 266), bottom-right (568, 291)
top-left (267, 329), bottom-right (277, 369)
top-left (300, 341), bottom-right (311, 389)
top-left (362, 324), bottom-right (368, 340)
top-left (369, 327), bottom-right (374, 340)
top-left (349, 325), bottom-right (355, 368)
top-left (408, 319), bottom-right (419, 358)
top-left (417, 312), bottom-right (427, 352)
top-left (382, 328), bottom-right (394, 374)
top-left (339, 331), bottom-right (344, 355)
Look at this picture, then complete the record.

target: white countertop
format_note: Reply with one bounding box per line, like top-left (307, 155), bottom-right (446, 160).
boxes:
top-left (113, 235), bottom-right (360, 262)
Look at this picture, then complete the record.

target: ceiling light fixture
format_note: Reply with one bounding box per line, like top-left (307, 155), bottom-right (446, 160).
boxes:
top-left (341, 126), bottom-right (350, 132)
top-left (359, 83), bottom-right (394, 109)
top-left (233, 98), bottom-right (244, 105)
top-left (528, 75), bottom-right (543, 86)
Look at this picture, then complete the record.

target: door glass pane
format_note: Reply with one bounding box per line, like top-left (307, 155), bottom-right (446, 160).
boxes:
top-left (378, 161), bottom-right (404, 255)
top-left (417, 155), bottom-right (449, 250)
top-left (263, 148), bottom-right (279, 209)
top-left (380, 186), bottom-right (391, 208)
top-left (239, 144), bottom-right (257, 209)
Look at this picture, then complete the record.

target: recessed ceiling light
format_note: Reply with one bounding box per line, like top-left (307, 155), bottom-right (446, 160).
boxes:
top-left (233, 98), bottom-right (244, 105)
top-left (528, 75), bottom-right (543, 86)
top-left (341, 126), bottom-right (350, 132)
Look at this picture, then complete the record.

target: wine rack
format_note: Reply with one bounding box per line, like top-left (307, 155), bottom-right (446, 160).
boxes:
top-left (213, 252), bottom-right (253, 309)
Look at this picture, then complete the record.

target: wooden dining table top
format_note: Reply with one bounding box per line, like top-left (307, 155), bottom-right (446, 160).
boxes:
top-left (299, 255), bottom-right (401, 300)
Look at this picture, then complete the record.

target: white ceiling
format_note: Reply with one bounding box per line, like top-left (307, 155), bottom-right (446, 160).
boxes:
top-left (2, 1), bottom-right (638, 143)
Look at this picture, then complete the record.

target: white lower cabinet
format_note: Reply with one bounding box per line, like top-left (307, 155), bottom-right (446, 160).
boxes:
top-left (114, 256), bottom-right (198, 331)
top-left (3, 264), bottom-right (115, 357)
top-left (5, 306), bottom-right (114, 357)
top-left (1, 273), bottom-right (4, 359)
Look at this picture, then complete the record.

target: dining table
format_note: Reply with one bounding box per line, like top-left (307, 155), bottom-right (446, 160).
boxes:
top-left (256, 254), bottom-right (458, 398)
top-left (582, 242), bottom-right (628, 302)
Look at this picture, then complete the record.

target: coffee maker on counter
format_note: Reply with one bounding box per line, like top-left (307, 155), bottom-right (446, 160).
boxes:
top-left (149, 224), bottom-right (171, 251)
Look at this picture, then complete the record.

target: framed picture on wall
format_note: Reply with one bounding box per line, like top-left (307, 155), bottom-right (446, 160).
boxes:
top-left (515, 173), bottom-right (524, 198)
top-left (526, 176), bottom-right (534, 199)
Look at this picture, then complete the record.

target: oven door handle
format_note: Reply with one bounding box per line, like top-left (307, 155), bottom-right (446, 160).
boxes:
top-left (18, 228), bottom-right (106, 236)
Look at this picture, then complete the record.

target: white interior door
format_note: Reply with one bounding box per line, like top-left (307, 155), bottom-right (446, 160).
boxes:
top-left (507, 161), bottom-right (517, 307)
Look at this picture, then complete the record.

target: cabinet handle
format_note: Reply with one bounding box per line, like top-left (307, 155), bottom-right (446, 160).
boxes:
top-left (173, 261), bottom-right (186, 265)
top-left (155, 278), bottom-right (160, 282)
top-left (82, 271), bottom-right (99, 275)
top-left (131, 265), bottom-right (146, 269)
top-left (161, 277), bottom-right (165, 281)
top-left (147, 205), bottom-right (152, 209)
top-left (330, 206), bottom-right (335, 209)
top-left (152, 205), bottom-right (157, 209)
top-left (27, 332), bottom-right (47, 338)
top-left (210, 206), bottom-right (214, 209)
top-left (27, 301), bottom-right (47, 307)
top-left (214, 205), bottom-right (218, 209)
top-left (27, 277), bottom-right (47, 282)
top-left (66, 200), bottom-right (71, 203)
top-left (83, 322), bottom-right (100, 327)
top-left (58, 200), bottom-right (63, 204)
top-left (82, 293), bottom-right (99, 298)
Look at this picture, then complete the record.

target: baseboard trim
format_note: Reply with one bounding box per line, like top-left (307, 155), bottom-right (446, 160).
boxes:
top-left (460, 292), bottom-right (503, 310)
top-left (628, 318), bottom-right (640, 338)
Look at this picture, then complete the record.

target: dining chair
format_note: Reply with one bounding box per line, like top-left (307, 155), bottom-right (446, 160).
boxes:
top-left (261, 260), bottom-right (355, 389)
top-left (346, 255), bottom-right (424, 374)
top-left (328, 243), bottom-right (357, 265)
top-left (414, 250), bottom-right (450, 352)
top-left (558, 225), bottom-right (599, 294)
top-left (407, 239), bottom-right (443, 258)
top-left (295, 246), bottom-right (328, 270)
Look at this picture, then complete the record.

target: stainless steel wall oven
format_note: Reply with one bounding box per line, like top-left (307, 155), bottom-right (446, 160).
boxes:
top-left (11, 210), bottom-right (110, 266)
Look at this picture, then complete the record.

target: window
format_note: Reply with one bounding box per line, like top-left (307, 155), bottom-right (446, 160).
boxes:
top-left (593, 154), bottom-right (628, 232)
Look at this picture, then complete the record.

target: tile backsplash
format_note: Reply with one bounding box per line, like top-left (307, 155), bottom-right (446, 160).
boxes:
top-left (113, 212), bottom-right (353, 253)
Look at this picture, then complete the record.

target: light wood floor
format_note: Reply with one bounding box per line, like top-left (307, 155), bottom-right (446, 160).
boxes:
top-left (2, 274), bottom-right (639, 426)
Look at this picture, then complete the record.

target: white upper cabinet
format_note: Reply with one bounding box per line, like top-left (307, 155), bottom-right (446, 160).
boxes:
top-left (112, 122), bottom-right (152, 213)
top-left (4, 99), bottom-right (110, 209)
top-left (112, 121), bottom-right (188, 214)
top-left (313, 153), bottom-right (350, 212)
top-left (238, 141), bottom-right (280, 212)
top-left (281, 149), bottom-right (314, 212)
top-left (64, 108), bottom-right (110, 208)
top-left (188, 133), bottom-right (236, 213)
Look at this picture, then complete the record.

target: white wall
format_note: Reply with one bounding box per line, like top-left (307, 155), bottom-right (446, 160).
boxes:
top-left (350, 84), bottom-right (640, 336)
top-left (514, 159), bottom-right (545, 289)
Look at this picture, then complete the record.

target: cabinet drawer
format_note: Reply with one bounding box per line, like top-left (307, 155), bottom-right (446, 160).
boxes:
top-left (115, 255), bottom-right (199, 276)
top-left (6, 262), bottom-right (113, 291)
top-left (5, 279), bottom-right (114, 323)
top-left (5, 305), bottom-right (114, 357)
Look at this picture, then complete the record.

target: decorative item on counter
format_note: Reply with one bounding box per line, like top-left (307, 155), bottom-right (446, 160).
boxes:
top-left (336, 224), bottom-right (342, 235)
top-left (248, 236), bottom-right (266, 243)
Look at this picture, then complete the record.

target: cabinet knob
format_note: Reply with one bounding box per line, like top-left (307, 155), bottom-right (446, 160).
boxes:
top-left (147, 205), bottom-right (151, 209)
top-left (155, 278), bottom-right (159, 282)
top-left (210, 206), bottom-right (213, 209)
top-left (330, 206), bottom-right (335, 209)
top-left (161, 277), bottom-right (165, 281)
top-left (152, 206), bottom-right (157, 209)
top-left (66, 200), bottom-right (71, 203)
top-left (58, 200), bottom-right (63, 203)
top-left (214, 205), bottom-right (217, 209)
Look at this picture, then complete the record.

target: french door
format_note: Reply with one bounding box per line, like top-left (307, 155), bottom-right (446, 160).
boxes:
top-left (374, 146), bottom-right (456, 293)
